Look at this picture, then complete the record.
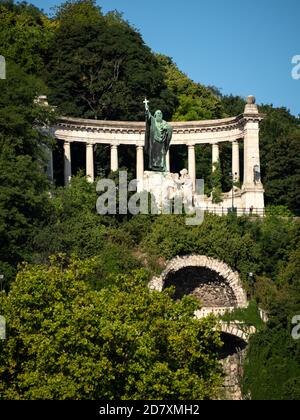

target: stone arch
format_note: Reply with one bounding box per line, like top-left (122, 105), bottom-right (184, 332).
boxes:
top-left (217, 323), bottom-right (256, 343)
top-left (149, 255), bottom-right (247, 309)
top-left (149, 255), bottom-right (254, 400)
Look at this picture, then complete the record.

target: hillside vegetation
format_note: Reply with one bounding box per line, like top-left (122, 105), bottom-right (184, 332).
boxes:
top-left (0, 0), bottom-right (300, 400)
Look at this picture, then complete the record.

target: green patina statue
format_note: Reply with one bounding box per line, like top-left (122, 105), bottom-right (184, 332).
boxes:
top-left (144, 98), bottom-right (173, 172)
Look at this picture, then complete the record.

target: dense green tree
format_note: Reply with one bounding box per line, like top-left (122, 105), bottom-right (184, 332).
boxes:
top-left (141, 214), bottom-right (261, 285)
top-left (250, 216), bottom-right (298, 279)
top-left (158, 55), bottom-right (224, 121)
top-left (221, 96), bottom-right (300, 214)
top-left (31, 174), bottom-right (137, 262)
top-left (242, 219), bottom-right (300, 400)
top-left (243, 325), bottom-right (300, 400)
top-left (243, 269), bottom-right (300, 400)
top-left (0, 257), bottom-right (222, 399)
top-left (45, 0), bottom-right (176, 120)
top-left (260, 109), bottom-right (300, 214)
top-left (0, 62), bottom-right (54, 283)
top-left (0, 0), bottom-right (54, 75)
top-left (221, 94), bottom-right (245, 117)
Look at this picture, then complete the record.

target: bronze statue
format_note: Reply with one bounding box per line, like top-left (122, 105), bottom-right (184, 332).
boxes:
top-left (144, 99), bottom-right (173, 172)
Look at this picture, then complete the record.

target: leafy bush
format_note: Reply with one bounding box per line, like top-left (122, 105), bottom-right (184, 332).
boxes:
top-left (0, 257), bottom-right (223, 400)
top-left (220, 300), bottom-right (265, 331)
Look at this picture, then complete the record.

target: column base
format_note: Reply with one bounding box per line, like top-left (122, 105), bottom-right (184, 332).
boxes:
top-left (86, 175), bottom-right (94, 183)
top-left (241, 184), bottom-right (265, 211)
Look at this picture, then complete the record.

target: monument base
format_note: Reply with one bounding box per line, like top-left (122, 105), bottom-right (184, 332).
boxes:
top-left (138, 172), bottom-right (265, 217)
top-left (139, 170), bottom-right (194, 213)
top-left (241, 184), bottom-right (265, 212)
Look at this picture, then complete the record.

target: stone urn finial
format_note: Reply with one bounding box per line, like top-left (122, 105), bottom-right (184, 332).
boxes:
top-left (244, 95), bottom-right (258, 114)
top-left (246, 95), bottom-right (256, 105)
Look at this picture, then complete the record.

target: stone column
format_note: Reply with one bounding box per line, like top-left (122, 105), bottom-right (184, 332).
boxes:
top-left (188, 144), bottom-right (196, 190)
top-left (243, 122), bottom-right (262, 188)
top-left (242, 96), bottom-right (265, 211)
top-left (232, 141), bottom-right (240, 181)
top-left (110, 145), bottom-right (118, 172)
top-left (46, 146), bottom-right (54, 182)
top-left (136, 145), bottom-right (144, 189)
top-left (64, 141), bottom-right (72, 186)
top-left (86, 143), bottom-right (94, 183)
top-left (243, 97), bottom-right (262, 188)
top-left (166, 150), bottom-right (170, 172)
top-left (212, 143), bottom-right (220, 171)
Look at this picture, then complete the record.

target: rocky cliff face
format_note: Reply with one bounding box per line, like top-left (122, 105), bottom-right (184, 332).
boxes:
top-left (220, 350), bottom-right (247, 400)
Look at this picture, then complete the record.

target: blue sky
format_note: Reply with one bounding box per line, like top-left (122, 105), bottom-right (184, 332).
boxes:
top-left (31, 0), bottom-right (300, 116)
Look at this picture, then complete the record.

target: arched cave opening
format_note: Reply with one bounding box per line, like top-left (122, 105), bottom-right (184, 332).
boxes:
top-left (163, 266), bottom-right (237, 307)
top-left (218, 333), bottom-right (247, 360)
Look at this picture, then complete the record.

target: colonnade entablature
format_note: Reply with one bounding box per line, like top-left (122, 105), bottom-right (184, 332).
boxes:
top-left (54, 113), bottom-right (262, 146)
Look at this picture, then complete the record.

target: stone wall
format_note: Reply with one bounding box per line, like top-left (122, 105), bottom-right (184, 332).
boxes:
top-left (218, 332), bottom-right (248, 400)
top-left (220, 349), bottom-right (247, 400)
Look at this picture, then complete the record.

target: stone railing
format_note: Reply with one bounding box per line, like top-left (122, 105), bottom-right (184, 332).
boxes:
top-left (195, 307), bottom-right (236, 318)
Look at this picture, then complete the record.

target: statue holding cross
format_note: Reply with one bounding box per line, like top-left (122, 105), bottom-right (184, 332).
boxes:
top-left (144, 98), bottom-right (173, 172)
top-left (143, 98), bottom-right (150, 111)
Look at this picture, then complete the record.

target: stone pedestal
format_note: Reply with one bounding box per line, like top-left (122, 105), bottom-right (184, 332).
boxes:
top-left (142, 170), bottom-right (194, 213)
top-left (241, 185), bottom-right (265, 212)
top-left (142, 171), bottom-right (172, 211)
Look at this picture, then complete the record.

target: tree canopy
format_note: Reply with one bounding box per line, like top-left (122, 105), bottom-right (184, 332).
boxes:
top-left (45, 1), bottom-right (177, 120)
top-left (0, 61), bottom-right (54, 281)
top-left (0, 257), bottom-right (222, 400)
